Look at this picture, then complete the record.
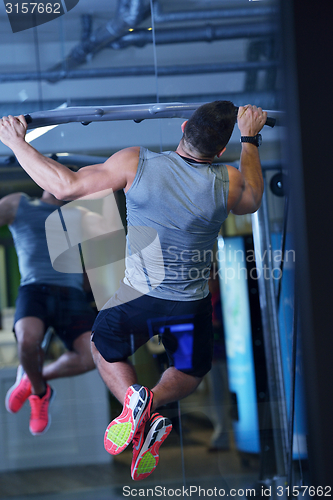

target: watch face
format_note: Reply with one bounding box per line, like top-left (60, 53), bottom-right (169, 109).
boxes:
top-left (257, 134), bottom-right (262, 146)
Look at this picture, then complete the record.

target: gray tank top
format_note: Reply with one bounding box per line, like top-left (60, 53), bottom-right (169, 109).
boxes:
top-left (124, 147), bottom-right (229, 301)
top-left (9, 194), bottom-right (83, 290)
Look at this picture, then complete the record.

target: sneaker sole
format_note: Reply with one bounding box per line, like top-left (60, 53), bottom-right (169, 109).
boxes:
top-left (5, 372), bottom-right (31, 414)
top-left (104, 385), bottom-right (151, 456)
top-left (29, 388), bottom-right (56, 436)
top-left (132, 417), bottom-right (172, 481)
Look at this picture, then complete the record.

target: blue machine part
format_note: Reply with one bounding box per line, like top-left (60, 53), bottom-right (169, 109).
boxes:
top-left (271, 232), bottom-right (308, 460)
top-left (158, 323), bottom-right (194, 371)
top-left (217, 236), bottom-right (260, 454)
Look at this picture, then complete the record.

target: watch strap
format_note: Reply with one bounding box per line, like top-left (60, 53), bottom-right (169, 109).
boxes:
top-left (240, 134), bottom-right (262, 147)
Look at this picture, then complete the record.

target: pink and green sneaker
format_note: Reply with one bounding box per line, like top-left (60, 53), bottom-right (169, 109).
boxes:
top-left (5, 366), bottom-right (31, 414)
top-left (104, 384), bottom-right (153, 456)
top-left (131, 412), bottom-right (172, 481)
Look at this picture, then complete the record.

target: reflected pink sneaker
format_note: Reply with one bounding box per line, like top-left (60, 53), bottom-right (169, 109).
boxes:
top-left (131, 413), bottom-right (172, 481)
top-left (5, 366), bottom-right (32, 413)
top-left (104, 384), bottom-right (153, 456)
top-left (28, 385), bottom-right (55, 436)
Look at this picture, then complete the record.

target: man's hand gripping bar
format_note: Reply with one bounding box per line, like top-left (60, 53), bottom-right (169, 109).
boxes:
top-left (235, 106), bottom-right (276, 128)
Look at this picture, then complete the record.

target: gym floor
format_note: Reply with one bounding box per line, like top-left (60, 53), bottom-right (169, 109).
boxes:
top-left (0, 420), bottom-right (260, 500)
top-left (0, 388), bottom-right (261, 500)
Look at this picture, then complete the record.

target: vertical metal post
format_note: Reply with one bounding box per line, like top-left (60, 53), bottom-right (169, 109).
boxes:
top-left (251, 188), bottom-right (289, 479)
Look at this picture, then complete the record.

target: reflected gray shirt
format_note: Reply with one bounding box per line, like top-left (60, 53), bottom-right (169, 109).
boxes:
top-left (9, 194), bottom-right (83, 290)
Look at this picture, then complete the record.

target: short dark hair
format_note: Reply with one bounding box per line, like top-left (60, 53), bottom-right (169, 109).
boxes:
top-left (183, 101), bottom-right (237, 157)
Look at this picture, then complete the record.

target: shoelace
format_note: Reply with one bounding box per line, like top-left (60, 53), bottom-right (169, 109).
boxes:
top-left (15, 378), bottom-right (31, 400)
top-left (30, 391), bottom-right (50, 420)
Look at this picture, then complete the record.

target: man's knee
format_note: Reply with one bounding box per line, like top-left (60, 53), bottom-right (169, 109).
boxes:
top-left (15, 326), bottom-right (44, 352)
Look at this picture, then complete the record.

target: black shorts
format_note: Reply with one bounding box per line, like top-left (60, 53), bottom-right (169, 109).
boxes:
top-left (91, 282), bottom-right (213, 378)
top-left (14, 283), bottom-right (96, 351)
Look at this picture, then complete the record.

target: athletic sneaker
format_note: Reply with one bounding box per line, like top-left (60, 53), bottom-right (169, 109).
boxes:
top-left (28, 384), bottom-right (55, 436)
top-left (5, 365), bottom-right (32, 413)
top-left (104, 384), bottom-right (153, 455)
top-left (131, 412), bottom-right (172, 481)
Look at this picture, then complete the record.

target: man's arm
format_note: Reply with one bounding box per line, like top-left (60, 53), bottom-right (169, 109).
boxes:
top-left (227, 105), bottom-right (266, 215)
top-left (0, 192), bottom-right (21, 227)
top-left (0, 115), bottom-right (140, 201)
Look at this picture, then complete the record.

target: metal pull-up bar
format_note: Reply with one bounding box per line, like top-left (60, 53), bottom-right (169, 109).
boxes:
top-left (23, 102), bottom-right (278, 129)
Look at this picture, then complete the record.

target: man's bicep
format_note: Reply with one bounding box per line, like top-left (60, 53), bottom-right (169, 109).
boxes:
top-left (227, 166), bottom-right (258, 215)
top-left (227, 166), bottom-right (244, 212)
top-left (231, 186), bottom-right (259, 215)
top-left (70, 147), bottom-right (140, 199)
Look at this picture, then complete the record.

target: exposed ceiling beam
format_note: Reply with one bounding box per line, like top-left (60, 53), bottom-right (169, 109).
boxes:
top-left (0, 60), bottom-right (279, 83)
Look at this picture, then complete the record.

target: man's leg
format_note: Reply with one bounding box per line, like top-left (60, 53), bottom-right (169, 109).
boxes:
top-left (8, 316), bottom-right (55, 435)
top-left (43, 331), bottom-right (95, 381)
top-left (91, 341), bottom-right (201, 409)
top-left (91, 341), bottom-right (137, 403)
top-left (15, 316), bottom-right (46, 395)
top-left (151, 366), bottom-right (202, 411)
top-left (91, 341), bottom-right (199, 481)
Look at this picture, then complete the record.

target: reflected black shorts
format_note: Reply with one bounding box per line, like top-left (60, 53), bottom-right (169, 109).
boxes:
top-left (91, 282), bottom-right (214, 378)
top-left (14, 283), bottom-right (96, 350)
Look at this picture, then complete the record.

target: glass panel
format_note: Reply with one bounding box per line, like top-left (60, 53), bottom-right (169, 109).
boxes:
top-left (0, 0), bottom-right (310, 498)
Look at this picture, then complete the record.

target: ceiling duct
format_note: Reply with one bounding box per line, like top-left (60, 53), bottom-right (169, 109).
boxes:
top-left (46, 0), bottom-right (277, 83)
top-left (0, 60), bottom-right (278, 84)
top-left (48, 0), bottom-right (151, 80)
top-left (152, 2), bottom-right (278, 23)
top-left (109, 22), bottom-right (277, 50)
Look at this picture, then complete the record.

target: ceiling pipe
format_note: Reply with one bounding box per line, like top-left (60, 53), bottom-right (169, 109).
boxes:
top-left (0, 60), bottom-right (279, 83)
top-left (109, 22), bottom-right (277, 50)
top-left (48, 0), bottom-right (151, 79)
top-left (81, 14), bottom-right (93, 43)
top-left (152, 2), bottom-right (278, 23)
top-left (46, 0), bottom-right (277, 83)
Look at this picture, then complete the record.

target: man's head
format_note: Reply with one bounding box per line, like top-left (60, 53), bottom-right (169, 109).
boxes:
top-left (181, 101), bottom-right (237, 159)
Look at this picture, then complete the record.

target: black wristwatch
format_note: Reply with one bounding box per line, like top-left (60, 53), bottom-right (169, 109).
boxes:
top-left (240, 134), bottom-right (262, 147)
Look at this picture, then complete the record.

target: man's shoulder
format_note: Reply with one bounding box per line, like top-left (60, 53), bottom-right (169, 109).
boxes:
top-left (113, 146), bottom-right (141, 160)
top-left (0, 192), bottom-right (26, 226)
top-left (105, 146), bottom-right (141, 174)
top-left (226, 164), bottom-right (242, 185)
top-left (0, 191), bottom-right (25, 209)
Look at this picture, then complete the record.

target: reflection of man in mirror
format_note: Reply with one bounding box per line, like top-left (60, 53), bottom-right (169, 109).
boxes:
top-left (0, 190), bottom-right (96, 435)
top-left (0, 101), bottom-right (266, 479)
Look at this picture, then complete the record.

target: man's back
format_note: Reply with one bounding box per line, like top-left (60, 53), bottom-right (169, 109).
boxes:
top-left (124, 148), bottom-right (229, 301)
top-left (9, 194), bottom-right (83, 289)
